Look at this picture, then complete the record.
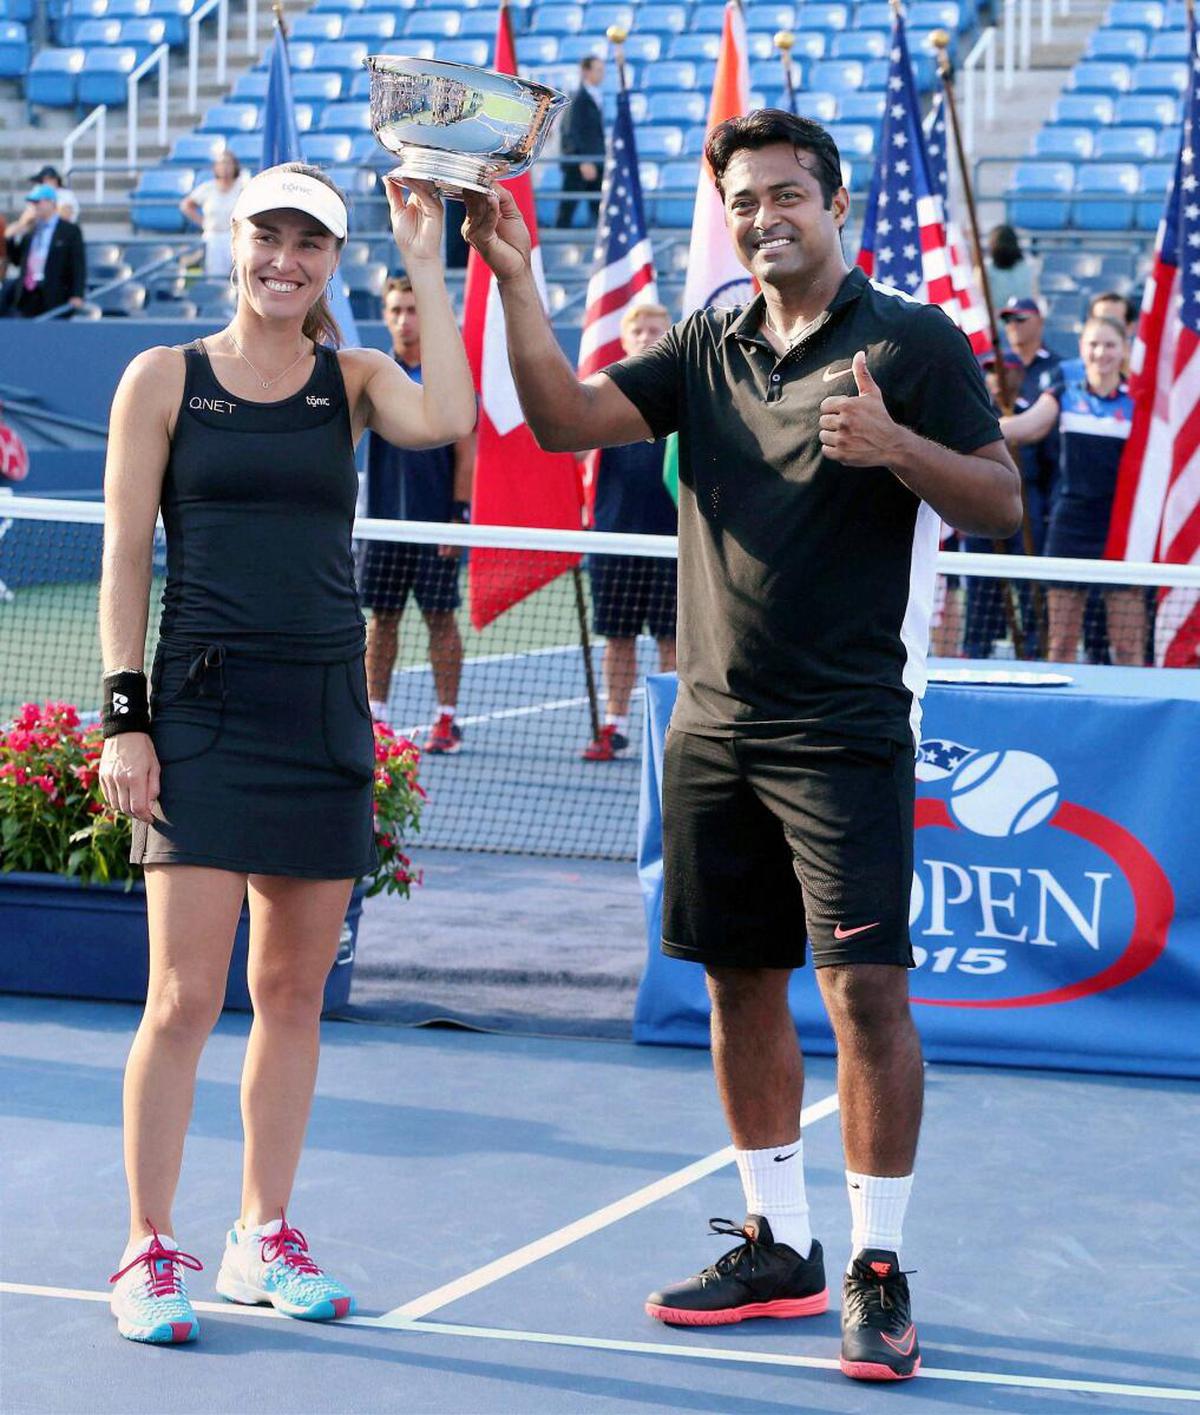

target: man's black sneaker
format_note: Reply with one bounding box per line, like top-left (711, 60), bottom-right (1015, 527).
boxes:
top-left (840, 1249), bottom-right (920, 1381)
top-left (645, 1217), bottom-right (827, 1326)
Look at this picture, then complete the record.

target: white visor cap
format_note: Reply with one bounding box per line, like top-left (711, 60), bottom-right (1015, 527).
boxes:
top-left (231, 169), bottom-right (348, 240)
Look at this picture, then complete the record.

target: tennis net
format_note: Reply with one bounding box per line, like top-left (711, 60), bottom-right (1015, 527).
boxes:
top-left (3, 495), bottom-right (1198, 860)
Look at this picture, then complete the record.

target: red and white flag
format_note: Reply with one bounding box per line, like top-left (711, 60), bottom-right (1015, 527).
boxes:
top-left (1105, 10), bottom-right (1200, 667)
top-left (463, 1), bottom-right (582, 630)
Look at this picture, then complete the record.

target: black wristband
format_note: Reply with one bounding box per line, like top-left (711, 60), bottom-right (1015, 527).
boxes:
top-left (102, 669), bottom-right (151, 738)
top-left (450, 500), bottom-right (471, 524)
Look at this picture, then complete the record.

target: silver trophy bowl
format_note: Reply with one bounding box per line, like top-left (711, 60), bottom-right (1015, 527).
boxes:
top-left (365, 55), bottom-right (567, 198)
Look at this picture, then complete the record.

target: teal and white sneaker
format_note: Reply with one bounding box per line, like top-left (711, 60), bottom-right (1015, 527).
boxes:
top-left (215, 1215), bottom-right (355, 1321)
top-left (109, 1228), bottom-right (203, 1344)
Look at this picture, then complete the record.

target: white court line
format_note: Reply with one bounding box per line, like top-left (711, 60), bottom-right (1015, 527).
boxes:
top-left (396, 643), bottom-right (579, 675)
top-left (380, 1090), bottom-right (840, 1322)
top-left (3, 1284), bottom-right (1196, 1403)
top-left (399, 686), bottom-right (646, 740)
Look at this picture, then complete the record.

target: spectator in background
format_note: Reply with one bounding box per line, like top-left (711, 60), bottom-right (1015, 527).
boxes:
top-left (3, 184), bottom-right (86, 318)
top-left (181, 151), bottom-right (246, 278)
top-left (359, 276), bottom-right (476, 753)
top-left (982, 224), bottom-right (1037, 309)
top-left (558, 56), bottom-right (606, 230)
top-left (1001, 315), bottom-right (1143, 665)
top-left (580, 303), bottom-right (678, 761)
top-left (1060, 290), bottom-right (1138, 383)
top-left (27, 164), bottom-right (80, 223)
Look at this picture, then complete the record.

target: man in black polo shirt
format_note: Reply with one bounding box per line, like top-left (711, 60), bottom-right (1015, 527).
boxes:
top-left (464, 110), bottom-right (1020, 1382)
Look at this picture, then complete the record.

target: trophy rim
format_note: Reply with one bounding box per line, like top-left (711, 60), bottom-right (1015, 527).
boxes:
top-left (363, 53), bottom-right (566, 107)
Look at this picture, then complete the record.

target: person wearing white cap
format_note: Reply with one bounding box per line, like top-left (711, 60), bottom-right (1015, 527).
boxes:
top-left (99, 160), bottom-right (476, 1345)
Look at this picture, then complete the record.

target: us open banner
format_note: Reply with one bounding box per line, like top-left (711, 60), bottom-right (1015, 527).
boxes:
top-left (635, 668), bottom-right (1200, 1077)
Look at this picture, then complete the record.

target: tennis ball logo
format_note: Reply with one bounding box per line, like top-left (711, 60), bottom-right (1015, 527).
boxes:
top-left (948, 750), bottom-right (1060, 838)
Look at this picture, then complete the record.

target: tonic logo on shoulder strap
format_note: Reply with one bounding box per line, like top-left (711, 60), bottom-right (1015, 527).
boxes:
top-left (189, 396), bottom-right (237, 414)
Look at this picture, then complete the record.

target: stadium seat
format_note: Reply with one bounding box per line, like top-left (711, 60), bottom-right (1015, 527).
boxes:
top-left (1007, 160), bottom-right (1074, 229)
top-left (1162, 1), bottom-right (1188, 24)
top-left (108, 0), bottom-right (151, 19)
top-left (130, 166), bottom-right (193, 231)
top-left (118, 16), bottom-right (167, 57)
top-left (529, 4), bottom-right (582, 34)
top-left (457, 9), bottom-right (500, 37)
top-left (402, 9), bottom-right (460, 38)
top-left (0, 0), bottom-right (33, 17)
top-left (72, 14), bottom-right (120, 43)
top-left (1131, 60), bottom-right (1188, 94)
top-left (148, 0), bottom-right (196, 46)
top-left (1092, 125), bottom-right (1157, 158)
top-left (225, 131), bottom-right (266, 164)
top-left (836, 90), bottom-right (885, 119)
top-left (539, 240), bottom-right (588, 276)
top-left (168, 132), bottom-right (226, 165)
top-left (231, 70), bottom-right (269, 101)
top-left (1104, 0), bottom-right (1163, 28)
top-left (618, 34), bottom-right (663, 64)
top-left (199, 100), bottom-right (263, 134)
top-left (1085, 28), bottom-right (1148, 59)
top-left (316, 100), bottom-right (370, 134)
top-left (810, 58), bottom-right (864, 91)
top-left (683, 124), bottom-right (708, 155)
top-left (87, 242), bottom-right (127, 280)
top-left (346, 69), bottom-right (373, 100)
top-left (635, 125), bottom-right (685, 159)
top-left (827, 121), bottom-right (874, 159)
top-left (515, 34), bottom-right (559, 63)
top-left (1073, 162), bottom-right (1139, 229)
top-left (794, 89), bottom-right (839, 120)
top-left (1113, 92), bottom-right (1179, 124)
top-left (1032, 125), bottom-right (1095, 159)
top-left (788, 29), bottom-right (833, 59)
top-left (1051, 93), bottom-right (1116, 124)
top-left (302, 132), bottom-right (353, 164)
top-left (77, 45), bottom-right (137, 104)
top-left (435, 39), bottom-right (489, 65)
top-left (641, 4), bottom-right (689, 35)
top-left (1156, 125), bottom-right (1180, 157)
top-left (795, 3), bottom-right (850, 30)
top-left (0, 17), bottom-right (28, 73)
top-left (750, 56), bottom-right (802, 90)
top-left (1136, 161), bottom-right (1173, 229)
top-left (290, 11), bottom-right (343, 40)
top-left (657, 158), bottom-right (699, 227)
top-left (1067, 60), bottom-right (1132, 93)
top-left (646, 90), bottom-right (706, 124)
top-left (855, 3), bottom-right (894, 26)
top-left (311, 39), bottom-right (368, 73)
top-left (583, 1), bottom-right (636, 29)
top-left (908, 0), bottom-right (959, 28)
top-left (644, 59), bottom-right (697, 91)
top-left (293, 70), bottom-right (343, 109)
top-left (556, 34), bottom-right (603, 61)
top-left (831, 29), bottom-right (889, 58)
top-left (1146, 29), bottom-right (1187, 55)
top-left (340, 12), bottom-right (395, 40)
top-left (690, 3), bottom-right (729, 30)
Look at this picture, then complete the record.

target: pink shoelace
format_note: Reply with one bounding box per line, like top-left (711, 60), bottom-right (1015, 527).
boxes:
top-left (109, 1222), bottom-right (203, 1296)
top-left (260, 1215), bottom-right (322, 1275)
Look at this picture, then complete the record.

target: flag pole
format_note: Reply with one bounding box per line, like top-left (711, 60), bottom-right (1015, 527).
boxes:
top-left (774, 30), bottom-right (797, 112)
top-left (271, 0), bottom-right (287, 39)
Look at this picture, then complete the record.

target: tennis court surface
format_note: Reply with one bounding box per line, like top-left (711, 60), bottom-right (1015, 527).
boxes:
top-left (3, 992), bottom-right (1197, 1414)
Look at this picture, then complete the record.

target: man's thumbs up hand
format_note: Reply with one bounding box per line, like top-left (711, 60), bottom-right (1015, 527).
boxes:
top-left (819, 350), bottom-right (898, 467)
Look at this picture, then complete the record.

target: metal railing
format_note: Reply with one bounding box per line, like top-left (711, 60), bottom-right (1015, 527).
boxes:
top-left (961, 27), bottom-right (997, 155)
top-left (62, 105), bottom-right (108, 203)
top-left (127, 43), bottom-right (170, 170)
top-left (187, 0), bottom-right (228, 113)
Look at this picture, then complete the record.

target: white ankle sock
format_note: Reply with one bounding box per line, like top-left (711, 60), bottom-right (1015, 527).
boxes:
top-left (369, 699), bottom-right (388, 723)
top-left (120, 1231), bottom-right (175, 1265)
top-left (436, 704), bottom-right (456, 720)
top-left (734, 1140), bottom-right (813, 1258)
top-left (606, 713), bottom-right (629, 735)
top-left (846, 1170), bottom-right (913, 1269)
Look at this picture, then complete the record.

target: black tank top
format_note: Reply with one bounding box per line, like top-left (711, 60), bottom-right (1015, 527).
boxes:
top-left (157, 341), bottom-right (364, 648)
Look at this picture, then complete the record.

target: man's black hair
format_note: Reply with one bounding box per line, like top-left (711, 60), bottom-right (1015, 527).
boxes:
top-left (705, 109), bottom-right (843, 208)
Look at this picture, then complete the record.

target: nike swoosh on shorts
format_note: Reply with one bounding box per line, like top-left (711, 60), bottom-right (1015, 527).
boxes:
top-left (833, 921), bottom-right (881, 940)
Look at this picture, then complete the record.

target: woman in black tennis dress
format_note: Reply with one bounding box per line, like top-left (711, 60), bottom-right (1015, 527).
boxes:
top-left (99, 163), bottom-right (476, 1345)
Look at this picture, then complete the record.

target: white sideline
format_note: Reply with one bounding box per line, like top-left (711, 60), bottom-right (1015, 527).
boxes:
top-left (379, 1090), bottom-right (840, 1322)
top-left (2, 1284), bottom-right (1197, 1403)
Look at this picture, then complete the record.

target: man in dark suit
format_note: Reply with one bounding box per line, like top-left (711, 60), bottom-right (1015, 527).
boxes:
top-left (4, 183), bottom-right (87, 318)
top-left (557, 56), bottom-right (606, 230)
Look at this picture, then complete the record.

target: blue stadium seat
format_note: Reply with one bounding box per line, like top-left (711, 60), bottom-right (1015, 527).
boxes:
top-left (1007, 160), bottom-right (1074, 229)
top-left (402, 8), bottom-right (459, 38)
top-left (1113, 91), bottom-right (1179, 123)
top-left (224, 131), bottom-right (266, 164)
top-left (1073, 161), bottom-right (1139, 229)
top-left (795, 3), bottom-right (851, 30)
top-left (657, 158), bottom-right (698, 226)
top-left (1067, 60), bottom-right (1132, 92)
top-left (72, 15), bottom-right (120, 43)
top-left (231, 70), bottom-right (269, 101)
top-left (458, 9), bottom-right (500, 38)
top-left (795, 89), bottom-right (839, 120)
top-left (557, 34), bottom-right (604, 62)
top-left (289, 11), bottom-right (343, 41)
top-left (827, 121), bottom-right (874, 159)
top-left (0, 18), bottom-right (28, 74)
top-left (1131, 60), bottom-right (1188, 93)
top-left (690, 3), bottom-right (728, 30)
top-left (646, 90), bottom-right (706, 124)
top-left (293, 69), bottom-right (342, 107)
top-left (908, 0), bottom-right (959, 28)
top-left (683, 124), bottom-right (708, 155)
top-left (788, 29), bottom-right (832, 58)
top-left (1104, 0), bottom-right (1163, 28)
top-left (515, 34), bottom-right (559, 63)
top-left (316, 99), bottom-right (370, 133)
top-left (855, 2), bottom-right (893, 25)
top-left (749, 57), bottom-right (799, 91)
top-left (340, 12), bottom-right (394, 39)
top-left (831, 29), bottom-right (888, 58)
top-left (862, 57), bottom-right (893, 88)
top-left (77, 45), bottom-right (137, 104)
top-left (348, 131), bottom-right (380, 164)
top-left (435, 39), bottom-right (489, 65)
top-left (313, 0), bottom-right (369, 11)
top-left (118, 16), bottom-right (167, 58)
top-left (1146, 29), bottom-right (1187, 55)
top-left (281, 41), bottom-right (315, 69)
top-left (531, 162), bottom-right (563, 227)
top-left (1156, 125), bottom-right (1180, 157)
top-left (810, 58), bottom-right (864, 90)
top-left (668, 32), bottom-right (720, 60)
top-left (529, 4), bottom-right (582, 34)
top-left (1051, 93), bottom-right (1116, 124)
top-left (168, 132), bottom-right (227, 164)
top-left (635, 125), bottom-right (684, 159)
top-left (311, 39), bottom-right (368, 73)
top-left (1136, 161), bottom-right (1173, 229)
top-left (198, 101), bottom-right (262, 134)
top-left (750, 3), bottom-right (799, 26)
top-left (1085, 28), bottom-right (1148, 59)
top-left (346, 69), bottom-right (373, 100)
top-left (641, 3), bottom-right (689, 35)
top-left (1161, 1), bottom-right (1188, 25)
top-left (302, 132), bottom-right (354, 164)
top-left (1032, 125), bottom-right (1094, 159)
top-left (1093, 124), bottom-right (1157, 158)
top-left (130, 166), bottom-right (192, 232)
top-left (618, 34), bottom-right (663, 64)
top-left (0, 0), bottom-right (33, 16)
top-left (836, 90), bottom-right (885, 119)
top-left (583, 2), bottom-right (637, 32)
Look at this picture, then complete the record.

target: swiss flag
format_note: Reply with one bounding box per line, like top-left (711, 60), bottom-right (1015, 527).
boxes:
top-left (463, 2), bottom-right (582, 630)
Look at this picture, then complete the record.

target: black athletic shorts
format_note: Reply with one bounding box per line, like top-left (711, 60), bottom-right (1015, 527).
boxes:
top-left (359, 541), bottom-right (461, 615)
top-left (588, 553), bottom-right (677, 640)
top-left (662, 728), bottom-right (915, 970)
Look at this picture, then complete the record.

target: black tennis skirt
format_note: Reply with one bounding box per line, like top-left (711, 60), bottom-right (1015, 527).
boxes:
top-left (130, 630), bottom-right (379, 880)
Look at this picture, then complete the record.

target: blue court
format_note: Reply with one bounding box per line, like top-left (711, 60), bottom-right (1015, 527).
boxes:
top-left (3, 993), bottom-right (1197, 1412)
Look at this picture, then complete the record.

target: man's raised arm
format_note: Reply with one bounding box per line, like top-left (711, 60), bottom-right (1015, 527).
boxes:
top-left (462, 186), bottom-right (652, 453)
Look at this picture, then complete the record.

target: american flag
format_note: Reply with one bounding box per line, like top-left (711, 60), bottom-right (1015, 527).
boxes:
top-left (1106, 7), bottom-right (1200, 666)
top-left (925, 92), bottom-right (992, 357)
top-left (856, 12), bottom-right (955, 314)
top-left (916, 738), bottom-right (977, 782)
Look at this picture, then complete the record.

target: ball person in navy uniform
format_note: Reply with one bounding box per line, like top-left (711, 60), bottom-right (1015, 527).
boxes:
top-left (99, 163), bottom-right (475, 1345)
top-left (464, 110), bottom-right (1020, 1381)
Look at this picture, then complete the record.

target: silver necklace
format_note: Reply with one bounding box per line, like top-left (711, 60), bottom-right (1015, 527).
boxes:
top-left (225, 332), bottom-right (312, 390)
